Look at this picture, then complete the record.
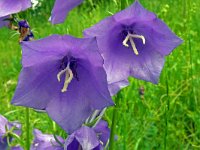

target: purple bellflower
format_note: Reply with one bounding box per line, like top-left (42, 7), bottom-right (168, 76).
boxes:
top-left (50, 0), bottom-right (84, 24)
top-left (31, 129), bottom-right (64, 150)
top-left (0, 0), bottom-right (31, 18)
top-left (65, 120), bottom-right (110, 150)
top-left (0, 115), bottom-right (22, 150)
top-left (11, 35), bottom-right (113, 133)
top-left (84, 0), bottom-right (183, 88)
top-left (18, 20), bottom-right (34, 42)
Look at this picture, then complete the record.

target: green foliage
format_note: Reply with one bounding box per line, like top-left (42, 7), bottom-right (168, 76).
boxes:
top-left (0, 0), bottom-right (199, 149)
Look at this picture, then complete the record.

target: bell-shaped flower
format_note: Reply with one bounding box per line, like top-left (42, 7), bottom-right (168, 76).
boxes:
top-left (18, 20), bottom-right (34, 42)
top-left (31, 129), bottom-right (64, 150)
top-left (0, 115), bottom-right (21, 150)
top-left (11, 35), bottom-right (113, 133)
top-left (0, 0), bottom-right (31, 18)
top-left (65, 120), bottom-right (110, 150)
top-left (84, 0), bottom-right (183, 86)
top-left (50, 0), bottom-right (84, 24)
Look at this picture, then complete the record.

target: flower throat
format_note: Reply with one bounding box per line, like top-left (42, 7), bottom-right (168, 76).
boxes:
top-left (122, 32), bottom-right (145, 55)
top-left (57, 56), bottom-right (78, 93)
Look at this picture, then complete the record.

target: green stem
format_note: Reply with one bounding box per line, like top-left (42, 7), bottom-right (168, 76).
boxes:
top-left (109, 93), bottom-right (121, 150)
top-left (164, 59), bottom-right (169, 150)
top-left (109, 106), bottom-right (117, 150)
top-left (120, 0), bottom-right (127, 10)
top-left (10, 132), bottom-right (24, 146)
top-left (25, 108), bottom-right (30, 150)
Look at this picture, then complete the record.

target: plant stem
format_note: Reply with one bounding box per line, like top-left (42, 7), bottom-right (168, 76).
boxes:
top-left (120, 0), bottom-right (126, 10)
top-left (25, 108), bottom-right (30, 150)
top-left (164, 59), bottom-right (169, 150)
top-left (109, 93), bottom-right (121, 150)
top-left (109, 106), bottom-right (117, 150)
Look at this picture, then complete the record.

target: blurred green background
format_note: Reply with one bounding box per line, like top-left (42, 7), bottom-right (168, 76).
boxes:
top-left (0, 0), bottom-right (199, 149)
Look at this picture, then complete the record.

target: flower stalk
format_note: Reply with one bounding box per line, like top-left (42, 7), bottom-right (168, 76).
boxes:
top-left (109, 106), bottom-right (117, 150)
top-left (109, 92), bottom-right (121, 150)
top-left (25, 108), bottom-right (30, 150)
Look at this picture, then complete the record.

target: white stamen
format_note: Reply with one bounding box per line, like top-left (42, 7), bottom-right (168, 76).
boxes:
top-left (122, 35), bottom-right (130, 47)
top-left (57, 64), bottom-right (73, 92)
top-left (122, 33), bottom-right (146, 55)
top-left (129, 38), bottom-right (139, 55)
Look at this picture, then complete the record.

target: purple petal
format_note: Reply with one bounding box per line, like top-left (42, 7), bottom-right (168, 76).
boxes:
top-left (0, 115), bottom-right (8, 136)
top-left (0, 137), bottom-right (7, 150)
top-left (51, 0), bottom-right (84, 24)
top-left (65, 126), bottom-right (99, 149)
top-left (108, 79), bottom-right (129, 96)
top-left (11, 146), bottom-right (23, 150)
top-left (133, 19), bottom-right (183, 55)
top-left (84, 16), bottom-right (117, 37)
top-left (0, 0), bottom-right (31, 17)
top-left (113, 1), bottom-right (156, 23)
top-left (11, 61), bottom-right (60, 109)
top-left (0, 16), bottom-right (9, 28)
top-left (31, 129), bottom-right (64, 150)
top-left (94, 120), bottom-right (110, 147)
top-left (21, 35), bottom-right (68, 67)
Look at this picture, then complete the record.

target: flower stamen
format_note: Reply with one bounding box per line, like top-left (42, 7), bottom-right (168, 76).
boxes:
top-left (57, 63), bottom-right (73, 92)
top-left (122, 33), bottom-right (145, 55)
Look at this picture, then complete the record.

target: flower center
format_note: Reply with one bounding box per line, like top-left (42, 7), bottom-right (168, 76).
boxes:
top-left (57, 56), bottom-right (78, 93)
top-left (122, 32), bottom-right (145, 55)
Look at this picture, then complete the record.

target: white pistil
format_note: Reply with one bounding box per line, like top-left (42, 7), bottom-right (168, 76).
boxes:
top-left (122, 33), bottom-right (146, 55)
top-left (57, 64), bottom-right (73, 93)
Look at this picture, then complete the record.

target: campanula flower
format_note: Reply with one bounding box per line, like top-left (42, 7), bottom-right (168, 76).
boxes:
top-left (0, 0), bottom-right (31, 18)
top-left (12, 35), bottom-right (113, 133)
top-left (18, 20), bottom-right (34, 42)
top-left (50, 0), bottom-right (84, 24)
top-left (84, 0), bottom-right (183, 86)
top-left (31, 129), bottom-right (64, 150)
top-left (0, 115), bottom-right (21, 150)
top-left (65, 120), bottom-right (110, 149)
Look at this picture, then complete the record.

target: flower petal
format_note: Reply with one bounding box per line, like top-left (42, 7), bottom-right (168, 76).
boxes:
top-left (114, 1), bottom-right (156, 23)
top-left (84, 17), bottom-right (117, 37)
top-left (133, 19), bottom-right (183, 55)
top-left (46, 64), bottom-right (113, 133)
top-left (0, 16), bottom-right (9, 28)
top-left (50, 0), bottom-right (84, 24)
top-left (108, 79), bottom-right (129, 96)
top-left (11, 61), bottom-right (60, 109)
top-left (94, 120), bottom-right (110, 147)
top-left (0, 0), bottom-right (31, 17)
top-left (31, 129), bottom-right (64, 150)
top-left (21, 35), bottom-right (68, 67)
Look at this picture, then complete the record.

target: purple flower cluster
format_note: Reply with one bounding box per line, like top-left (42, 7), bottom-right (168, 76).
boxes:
top-left (50, 0), bottom-right (84, 24)
top-left (0, 0), bottom-right (183, 149)
top-left (31, 120), bottom-right (110, 150)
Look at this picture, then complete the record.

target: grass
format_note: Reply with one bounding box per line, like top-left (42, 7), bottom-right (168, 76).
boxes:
top-left (0, 0), bottom-right (200, 149)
